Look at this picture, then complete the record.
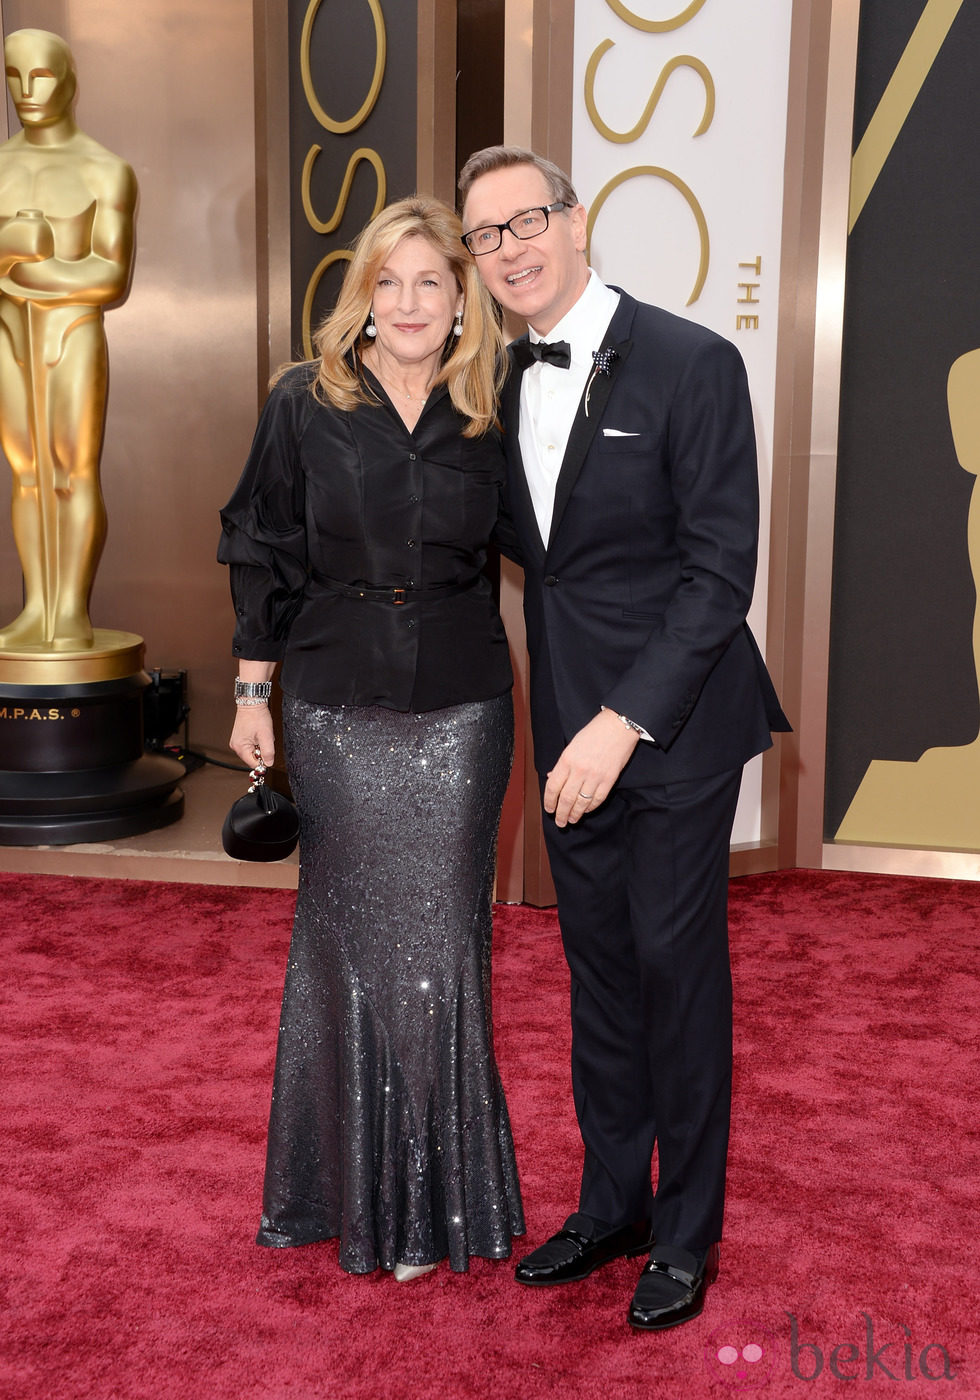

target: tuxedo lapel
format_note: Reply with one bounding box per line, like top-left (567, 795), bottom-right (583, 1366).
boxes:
top-left (547, 293), bottom-right (637, 553)
top-left (502, 343), bottom-right (545, 561)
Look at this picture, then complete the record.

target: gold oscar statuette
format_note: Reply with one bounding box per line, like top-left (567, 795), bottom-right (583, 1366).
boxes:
top-left (0, 27), bottom-right (141, 680)
top-left (0, 30), bottom-right (183, 845)
top-left (835, 349), bottom-right (980, 851)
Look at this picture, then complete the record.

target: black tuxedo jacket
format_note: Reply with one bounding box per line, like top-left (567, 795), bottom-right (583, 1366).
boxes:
top-left (498, 288), bottom-right (789, 785)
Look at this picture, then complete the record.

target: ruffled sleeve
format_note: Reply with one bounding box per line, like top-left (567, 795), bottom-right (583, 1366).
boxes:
top-left (218, 367), bottom-right (314, 660)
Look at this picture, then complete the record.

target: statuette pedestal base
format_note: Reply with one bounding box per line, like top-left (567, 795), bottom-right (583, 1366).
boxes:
top-left (0, 631), bottom-right (184, 845)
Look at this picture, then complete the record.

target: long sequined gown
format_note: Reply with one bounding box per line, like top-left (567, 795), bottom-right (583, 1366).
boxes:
top-left (256, 690), bottom-right (524, 1273)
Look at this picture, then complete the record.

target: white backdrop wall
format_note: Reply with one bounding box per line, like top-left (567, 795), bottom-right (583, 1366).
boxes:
top-left (571, 0), bottom-right (793, 844)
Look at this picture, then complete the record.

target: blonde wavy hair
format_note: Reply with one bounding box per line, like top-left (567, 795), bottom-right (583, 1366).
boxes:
top-left (311, 196), bottom-right (505, 437)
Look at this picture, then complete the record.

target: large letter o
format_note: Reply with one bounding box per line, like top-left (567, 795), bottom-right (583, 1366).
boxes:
top-left (302, 249), bottom-right (353, 357)
top-left (604, 0), bottom-right (709, 33)
top-left (587, 166), bottom-right (709, 306)
top-left (301, 0), bottom-right (386, 134)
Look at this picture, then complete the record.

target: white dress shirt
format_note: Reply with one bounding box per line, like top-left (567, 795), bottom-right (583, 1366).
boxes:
top-left (516, 272), bottom-right (654, 743)
top-left (518, 271), bottom-right (620, 546)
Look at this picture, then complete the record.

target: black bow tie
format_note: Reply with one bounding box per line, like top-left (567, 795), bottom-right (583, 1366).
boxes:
top-left (512, 338), bottom-right (571, 370)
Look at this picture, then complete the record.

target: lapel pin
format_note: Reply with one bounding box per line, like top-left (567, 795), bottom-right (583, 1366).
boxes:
top-left (585, 347), bottom-right (620, 417)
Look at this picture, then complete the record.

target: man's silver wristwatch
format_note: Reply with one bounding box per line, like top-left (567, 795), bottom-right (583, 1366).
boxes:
top-left (616, 712), bottom-right (644, 734)
top-left (602, 705), bottom-right (643, 734)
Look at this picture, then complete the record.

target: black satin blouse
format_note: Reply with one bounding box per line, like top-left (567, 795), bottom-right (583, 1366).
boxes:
top-left (218, 362), bottom-right (512, 713)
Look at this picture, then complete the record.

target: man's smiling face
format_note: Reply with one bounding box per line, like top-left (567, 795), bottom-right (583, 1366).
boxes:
top-left (462, 162), bottom-right (589, 336)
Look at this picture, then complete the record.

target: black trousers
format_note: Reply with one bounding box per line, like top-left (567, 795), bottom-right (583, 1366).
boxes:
top-left (541, 766), bottom-right (743, 1252)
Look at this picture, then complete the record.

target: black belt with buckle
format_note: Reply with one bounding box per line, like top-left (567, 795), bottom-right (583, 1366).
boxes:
top-left (313, 573), bottom-right (478, 606)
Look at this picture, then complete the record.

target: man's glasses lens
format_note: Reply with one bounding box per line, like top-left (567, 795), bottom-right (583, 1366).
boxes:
top-left (463, 203), bottom-right (565, 255)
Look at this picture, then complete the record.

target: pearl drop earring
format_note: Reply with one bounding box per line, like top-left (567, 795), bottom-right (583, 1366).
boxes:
top-left (365, 310), bottom-right (377, 338)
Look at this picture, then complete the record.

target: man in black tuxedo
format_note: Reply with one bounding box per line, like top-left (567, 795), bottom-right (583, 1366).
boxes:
top-left (459, 147), bottom-right (789, 1331)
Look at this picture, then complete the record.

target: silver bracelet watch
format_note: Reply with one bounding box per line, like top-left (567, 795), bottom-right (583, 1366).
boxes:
top-left (235, 679), bottom-right (272, 706)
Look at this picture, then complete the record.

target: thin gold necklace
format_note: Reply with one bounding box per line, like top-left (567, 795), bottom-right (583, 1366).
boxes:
top-left (371, 359), bottom-right (433, 404)
top-left (387, 378), bottom-right (429, 404)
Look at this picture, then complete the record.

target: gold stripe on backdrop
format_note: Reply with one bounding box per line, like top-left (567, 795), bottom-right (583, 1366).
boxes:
top-left (849, 0), bottom-right (964, 233)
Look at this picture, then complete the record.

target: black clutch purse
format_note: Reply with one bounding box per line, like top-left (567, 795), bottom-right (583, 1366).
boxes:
top-left (221, 759), bottom-right (299, 863)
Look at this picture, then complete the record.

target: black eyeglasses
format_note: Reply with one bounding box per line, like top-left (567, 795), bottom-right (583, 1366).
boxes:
top-left (460, 202), bottom-right (567, 256)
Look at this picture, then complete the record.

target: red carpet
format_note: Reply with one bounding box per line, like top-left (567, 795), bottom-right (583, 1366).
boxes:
top-left (1, 868), bottom-right (977, 1398)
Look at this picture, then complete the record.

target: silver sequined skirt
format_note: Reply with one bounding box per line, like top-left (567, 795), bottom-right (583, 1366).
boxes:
top-left (256, 691), bottom-right (524, 1273)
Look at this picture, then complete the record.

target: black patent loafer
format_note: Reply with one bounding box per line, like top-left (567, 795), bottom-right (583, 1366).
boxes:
top-left (628, 1242), bottom-right (720, 1330)
top-left (515, 1213), bottom-right (653, 1286)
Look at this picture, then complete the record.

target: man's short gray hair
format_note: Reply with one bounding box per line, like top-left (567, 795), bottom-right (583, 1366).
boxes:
top-left (458, 146), bottom-right (578, 212)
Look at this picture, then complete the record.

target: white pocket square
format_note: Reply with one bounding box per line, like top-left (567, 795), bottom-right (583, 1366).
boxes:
top-left (603, 429), bottom-right (641, 437)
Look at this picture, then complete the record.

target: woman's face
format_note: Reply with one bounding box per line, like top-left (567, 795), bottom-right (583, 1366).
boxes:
top-left (369, 236), bottom-right (463, 371)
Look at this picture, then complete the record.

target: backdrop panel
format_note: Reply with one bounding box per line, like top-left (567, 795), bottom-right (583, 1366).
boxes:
top-left (571, 0), bottom-right (793, 846)
top-left (287, 0), bottom-right (419, 359)
top-left (827, 0), bottom-right (980, 852)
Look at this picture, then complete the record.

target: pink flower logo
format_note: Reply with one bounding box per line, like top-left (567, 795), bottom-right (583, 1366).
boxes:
top-left (704, 1317), bottom-right (778, 1389)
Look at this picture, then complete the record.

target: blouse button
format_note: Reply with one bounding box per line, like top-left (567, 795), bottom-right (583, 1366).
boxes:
top-left (408, 452), bottom-right (417, 461)
top-left (409, 494), bottom-right (419, 504)
top-left (406, 539), bottom-right (417, 548)
top-left (407, 619), bottom-right (416, 630)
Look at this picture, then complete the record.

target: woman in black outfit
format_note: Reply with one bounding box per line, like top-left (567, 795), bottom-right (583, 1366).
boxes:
top-left (219, 196), bottom-right (523, 1281)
